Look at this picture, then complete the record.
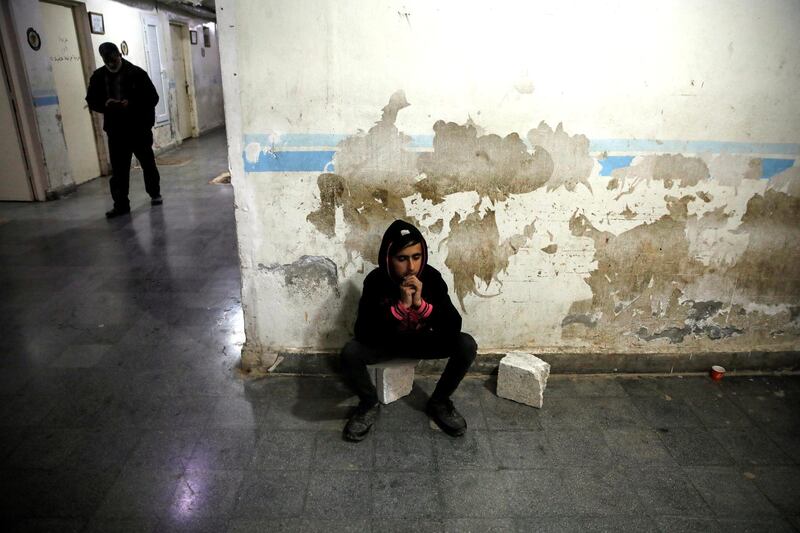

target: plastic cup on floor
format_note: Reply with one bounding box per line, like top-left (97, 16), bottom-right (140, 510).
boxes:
top-left (710, 365), bottom-right (726, 381)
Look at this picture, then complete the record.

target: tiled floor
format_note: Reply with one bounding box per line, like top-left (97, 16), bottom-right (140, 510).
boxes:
top-left (1, 130), bottom-right (799, 532)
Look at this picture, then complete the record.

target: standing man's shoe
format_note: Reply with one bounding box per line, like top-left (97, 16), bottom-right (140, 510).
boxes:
top-left (343, 401), bottom-right (380, 442)
top-left (105, 207), bottom-right (130, 219)
top-left (426, 397), bottom-right (467, 437)
top-left (151, 196), bottom-right (163, 206)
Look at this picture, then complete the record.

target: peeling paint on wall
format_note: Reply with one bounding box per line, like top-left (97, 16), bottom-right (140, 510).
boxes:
top-left (443, 209), bottom-right (536, 310)
top-left (528, 122), bottom-right (593, 192)
top-left (238, 89), bottom-right (800, 353)
top-left (610, 154), bottom-right (710, 198)
top-left (416, 121), bottom-right (553, 203)
top-left (563, 184), bottom-right (800, 349)
top-left (299, 93), bottom-right (800, 351)
top-left (767, 165), bottom-right (800, 197)
top-left (258, 255), bottom-right (339, 296)
top-left (726, 190), bottom-right (800, 304)
top-left (307, 92), bottom-right (591, 308)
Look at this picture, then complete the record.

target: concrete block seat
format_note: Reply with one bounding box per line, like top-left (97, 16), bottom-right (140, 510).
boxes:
top-left (368, 359), bottom-right (420, 404)
top-left (496, 352), bottom-right (551, 408)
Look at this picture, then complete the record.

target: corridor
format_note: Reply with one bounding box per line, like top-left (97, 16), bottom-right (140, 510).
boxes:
top-left (0, 131), bottom-right (799, 532)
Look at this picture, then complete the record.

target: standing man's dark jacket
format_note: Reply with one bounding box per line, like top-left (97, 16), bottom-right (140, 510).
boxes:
top-left (354, 220), bottom-right (462, 347)
top-left (86, 59), bottom-right (159, 134)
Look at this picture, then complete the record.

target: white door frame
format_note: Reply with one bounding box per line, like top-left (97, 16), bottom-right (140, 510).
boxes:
top-left (0, 1), bottom-right (48, 200)
top-left (172, 21), bottom-right (199, 137)
top-left (142, 14), bottom-right (170, 125)
top-left (41, 0), bottom-right (110, 177)
top-left (168, 21), bottom-right (197, 139)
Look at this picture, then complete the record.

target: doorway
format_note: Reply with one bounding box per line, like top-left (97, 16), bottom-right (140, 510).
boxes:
top-left (0, 46), bottom-right (33, 201)
top-left (40, 1), bottom-right (101, 184)
top-left (169, 23), bottom-right (193, 140)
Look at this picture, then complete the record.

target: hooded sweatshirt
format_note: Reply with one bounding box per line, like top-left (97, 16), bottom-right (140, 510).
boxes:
top-left (354, 220), bottom-right (462, 346)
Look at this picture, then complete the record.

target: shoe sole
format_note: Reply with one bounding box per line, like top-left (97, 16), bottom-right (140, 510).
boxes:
top-left (426, 406), bottom-right (466, 437)
top-left (343, 428), bottom-right (370, 442)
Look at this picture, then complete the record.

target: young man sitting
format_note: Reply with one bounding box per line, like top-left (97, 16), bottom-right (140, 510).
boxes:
top-left (340, 219), bottom-right (477, 441)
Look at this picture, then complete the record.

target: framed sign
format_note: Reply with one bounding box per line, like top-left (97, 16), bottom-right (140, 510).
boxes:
top-left (202, 26), bottom-right (210, 47)
top-left (189, 30), bottom-right (197, 45)
top-left (89, 12), bottom-right (104, 35)
top-left (26, 28), bottom-right (41, 51)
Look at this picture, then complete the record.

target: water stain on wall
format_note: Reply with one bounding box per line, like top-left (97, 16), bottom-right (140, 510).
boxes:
top-left (541, 244), bottom-right (558, 254)
top-left (566, 187), bottom-right (800, 347)
top-left (706, 154), bottom-right (761, 190)
top-left (306, 91), bottom-right (419, 264)
top-left (610, 154), bottom-right (710, 198)
top-left (415, 121), bottom-right (553, 203)
top-left (563, 195), bottom-right (734, 345)
top-left (304, 93), bottom-right (798, 347)
top-left (258, 255), bottom-right (340, 296)
top-left (442, 208), bottom-right (536, 309)
top-left (570, 195), bottom-right (705, 316)
top-left (527, 122), bottom-right (594, 192)
top-left (768, 165), bottom-right (800, 197)
top-left (307, 92), bottom-right (577, 304)
top-left (726, 190), bottom-right (800, 304)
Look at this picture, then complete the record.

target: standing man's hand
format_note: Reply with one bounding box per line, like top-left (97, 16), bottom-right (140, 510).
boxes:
top-left (402, 275), bottom-right (423, 309)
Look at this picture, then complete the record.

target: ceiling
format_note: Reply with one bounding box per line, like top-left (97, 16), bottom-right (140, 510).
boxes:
top-left (114, 0), bottom-right (217, 21)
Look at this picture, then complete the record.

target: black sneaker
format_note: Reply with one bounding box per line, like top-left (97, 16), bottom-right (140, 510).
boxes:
top-left (105, 207), bottom-right (130, 219)
top-left (426, 397), bottom-right (466, 437)
top-left (343, 401), bottom-right (380, 442)
top-left (151, 196), bottom-right (163, 206)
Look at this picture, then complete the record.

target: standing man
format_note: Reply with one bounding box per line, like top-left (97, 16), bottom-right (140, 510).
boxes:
top-left (86, 42), bottom-right (162, 218)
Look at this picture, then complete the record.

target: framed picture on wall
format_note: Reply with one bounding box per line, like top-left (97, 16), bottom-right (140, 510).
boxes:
top-left (203, 26), bottom-right (210, 47)
top-left (89, 12), bottom-right (104, 35)
top-left (189, 30), bottom-right (197, 45)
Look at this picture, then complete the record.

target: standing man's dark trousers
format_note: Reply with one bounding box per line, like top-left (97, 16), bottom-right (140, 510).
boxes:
top-left (340, 332), bottom-right (477, 405)
top-left (108, 129), bottom-right (160, 211)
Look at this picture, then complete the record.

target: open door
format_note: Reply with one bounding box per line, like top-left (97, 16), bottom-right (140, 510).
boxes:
top-left (0, 46), bottom-right (33, 201)
top-left (40, 1), bottom-right (101, 184)
top-left (169, 23), bottom-right (192, 140)
top-left (143, 15), bottom-right (169, 125)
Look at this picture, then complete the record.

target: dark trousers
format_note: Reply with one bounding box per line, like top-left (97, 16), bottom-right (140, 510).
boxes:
top-left (340, 332), bottom-right (477, 405)
top-left (108, 129), bottom-right (160, 210)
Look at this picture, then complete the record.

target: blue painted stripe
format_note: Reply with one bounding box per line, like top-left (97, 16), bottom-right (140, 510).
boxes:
top-left (244, 134), bottom-right (344, 148)
top-left (245, 133), bottom-right (799, 156)
top-left (589, 139), bottom-right (800, 156)
top-left (244, 150), bottom-right (335, 172)
top-left (33, 95), bottom-right (59, 107)
top-left (761, 158), bottom-right (795, 180)
top-left (408, 135), bottom-right (435, 148)
top-left (598, 156), bottom-right (635, 176)
top-left (242, 133), bottom-right (799, 173)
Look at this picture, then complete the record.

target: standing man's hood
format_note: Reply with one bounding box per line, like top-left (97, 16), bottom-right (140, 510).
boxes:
top-left (378, 219), bottom-right (428, 283)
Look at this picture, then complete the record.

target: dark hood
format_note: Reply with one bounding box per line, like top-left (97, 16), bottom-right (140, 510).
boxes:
top-left (378, 219), bottom-right (428, 283)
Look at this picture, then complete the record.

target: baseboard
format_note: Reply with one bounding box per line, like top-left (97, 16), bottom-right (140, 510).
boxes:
top-left (44, 182), bottom-right (77, 201)
top-left (243, 350), bottom-right (800, 376)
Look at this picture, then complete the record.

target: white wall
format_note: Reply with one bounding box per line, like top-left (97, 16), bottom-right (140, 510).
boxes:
top-left (220, 0), bottom-right (800, 362)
